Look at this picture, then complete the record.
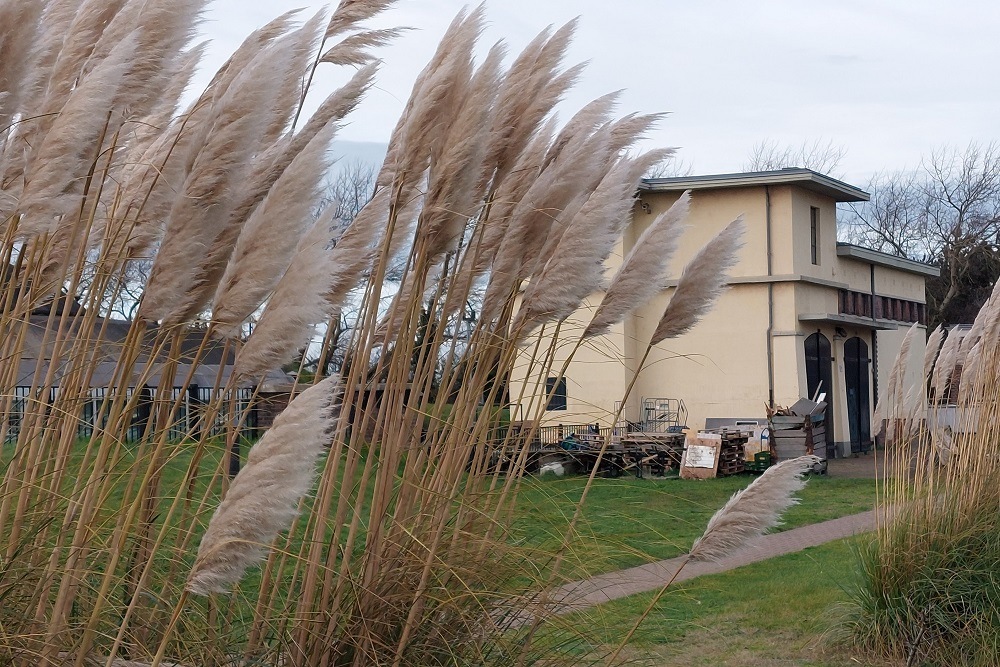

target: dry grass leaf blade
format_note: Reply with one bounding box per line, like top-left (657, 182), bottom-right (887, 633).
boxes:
top-left (187, 375), bottom-right (341, 595)
top-left (688, 455), bottom-right (819, 562)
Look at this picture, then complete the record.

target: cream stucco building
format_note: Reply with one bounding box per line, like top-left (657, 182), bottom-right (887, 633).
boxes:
top-left (510, 168), bottom-right (938, 457)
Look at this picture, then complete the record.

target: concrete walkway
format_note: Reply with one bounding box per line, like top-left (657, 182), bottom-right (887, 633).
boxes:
top-left (545, 509), bottom-right (876, 615)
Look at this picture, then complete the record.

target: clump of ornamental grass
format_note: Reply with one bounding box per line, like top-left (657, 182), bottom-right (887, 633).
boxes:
top-left (0, 1), bottom-right (745, 665)
top-left (847, 280), bottom-right (1000, 666)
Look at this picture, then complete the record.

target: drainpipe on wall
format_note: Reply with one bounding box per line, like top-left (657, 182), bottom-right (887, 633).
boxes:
top-left (765, 186), bottom-right (775, 408)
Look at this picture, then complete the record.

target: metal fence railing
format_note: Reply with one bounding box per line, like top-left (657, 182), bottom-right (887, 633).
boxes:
top-left (4, 386), bottom-right (257, 444)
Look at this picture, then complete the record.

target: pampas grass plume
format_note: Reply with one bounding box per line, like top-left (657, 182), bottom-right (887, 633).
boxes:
top-left (321, 27), bottom-right (407, 66)
top-left (0, 0), bottom-right (43, 130)
top-left (140, 36), bottom-right (294, 324)
top-left (187, 376), bottom-right (341, 595)
top-left (513, 150), bottom-right (671, 334)
top-left (233, 211), bottom-right (339, 377)
top-left (212, 119), bottom-right (338, 337)
top-left (17, 33), bottom-right (137, 235)
top-left (874, 321), bottom-right (919, 429)
top-left (650, 216), bottom-right (745, 345)
top-left (922, 324), bottom-right (944, 382)
top-left (931, 326), bottom-right (960, 401)
top-left (326, 0), bottom-right (399, 38)
top-left (584, 191), bottom-right (690, 338)
top-left (688, 455), bottom-right (818, 562)
top-left (326, 186), bottom-right (387, 307)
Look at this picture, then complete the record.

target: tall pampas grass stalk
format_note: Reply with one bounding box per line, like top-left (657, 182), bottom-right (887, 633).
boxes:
top-left (187, 375), bottom-right (341, 595)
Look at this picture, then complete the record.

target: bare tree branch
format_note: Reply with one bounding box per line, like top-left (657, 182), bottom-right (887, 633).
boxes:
top-left (743, 138), bottom-right (847, 177)
top-left (839, 142), bottom-right (1000, 327)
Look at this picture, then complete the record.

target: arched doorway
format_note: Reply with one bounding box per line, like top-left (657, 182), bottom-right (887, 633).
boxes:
top-left (844, 336), bottom-right (872, 454)
top-left (804, 332), bottom-right (833, 456)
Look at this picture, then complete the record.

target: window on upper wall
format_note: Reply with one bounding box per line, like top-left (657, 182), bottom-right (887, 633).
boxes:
top-left (545, 377), bottom-right (567, 411)
top-left (810, 206), bottom-right (820, 265)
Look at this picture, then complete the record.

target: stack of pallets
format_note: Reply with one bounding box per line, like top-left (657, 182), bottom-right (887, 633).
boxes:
top-left (621, 431), bottom-right (686, 471)
top-left (715, 428), bottom-right (748, 476)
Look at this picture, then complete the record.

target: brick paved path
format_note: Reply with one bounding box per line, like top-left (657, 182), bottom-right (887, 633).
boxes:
top-left (546, 509), bottom-right (876, 615)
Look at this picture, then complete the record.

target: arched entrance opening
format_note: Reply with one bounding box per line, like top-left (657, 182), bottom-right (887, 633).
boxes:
top-left (804, 332), bottom-right (833, 456)
top-left (844, 336), bottom-right (872, 454)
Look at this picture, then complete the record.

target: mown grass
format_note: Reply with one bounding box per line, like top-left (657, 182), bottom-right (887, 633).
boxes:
top-left (2, 440), bottom-right (876, 665)
top-left (541, 538), bottom-right (863, 666)
top-left (2, 440), bottom-right (875, 589)
top-left (512, 474), bottom-right (877, 581)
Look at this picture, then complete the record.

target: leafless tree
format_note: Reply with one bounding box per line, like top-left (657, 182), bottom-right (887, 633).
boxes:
top-left (839, 170), bottom-right (931, 259)
top-left (74, 255), bottom-right (151, 320)
top-left (321, 159), bottom-right (377, 221)
top-left (645, 155), bottom-right (695, 179)
top-left (840, 142), bottom-right (1000, 327)
top-left (743, 138), bottom-right (847, 177)
top-left (923, 143), bottom-right (1000, 322)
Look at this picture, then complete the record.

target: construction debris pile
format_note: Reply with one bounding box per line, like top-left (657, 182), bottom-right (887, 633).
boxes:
top-left (767, 397), bottom-right (828, 473)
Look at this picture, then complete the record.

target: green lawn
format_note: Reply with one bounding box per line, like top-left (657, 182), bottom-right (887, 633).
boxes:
top-left (4, 440), bottom-right (876, 663)
top-left (541, 538), bottom-right (865, 666)
top-left (511, 475), bottom-right (876, 581)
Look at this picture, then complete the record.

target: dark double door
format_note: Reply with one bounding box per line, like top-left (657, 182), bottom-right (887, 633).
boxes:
top-left (804, 333), bottom-right (833, 457)
top-left (843, 337), bottom-right (871, 453)
top-left (804, 333), bottom-right (872, 456)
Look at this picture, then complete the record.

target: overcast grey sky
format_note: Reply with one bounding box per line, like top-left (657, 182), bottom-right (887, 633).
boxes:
top-left (194, 0), bottom-right (1000, 185)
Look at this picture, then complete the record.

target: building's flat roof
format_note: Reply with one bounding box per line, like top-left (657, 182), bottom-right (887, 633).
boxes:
top-left (836, 243), bottom-right (940, 277)
top-left (640, 168), bottom-right (870, 203)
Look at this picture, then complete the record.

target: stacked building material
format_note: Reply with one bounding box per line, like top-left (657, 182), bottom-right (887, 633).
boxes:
top-left (715, 428), bottom-right (748, 476)
top-left (768, 397), bottom-right (828, 473)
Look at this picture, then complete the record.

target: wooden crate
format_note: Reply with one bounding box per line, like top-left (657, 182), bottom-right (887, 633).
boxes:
top-left (770, 416), bottom-right (826, 461)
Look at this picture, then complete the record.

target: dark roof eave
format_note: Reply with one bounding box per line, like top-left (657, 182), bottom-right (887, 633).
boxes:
top-left (836, 243), bottom-right (940, 277)
top-left (640, 168), bottom-right (870, 203)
